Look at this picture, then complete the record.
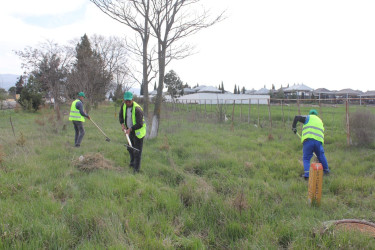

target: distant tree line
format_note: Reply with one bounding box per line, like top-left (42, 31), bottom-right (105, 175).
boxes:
top-left (15, 34), bottom-right (130, 116)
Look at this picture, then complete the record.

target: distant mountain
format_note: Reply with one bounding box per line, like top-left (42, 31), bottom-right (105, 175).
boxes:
top-left (0, 74), bottom-right (20, 91)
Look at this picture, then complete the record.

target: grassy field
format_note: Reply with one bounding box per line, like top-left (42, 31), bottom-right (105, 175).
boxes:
top-left (0, 102), bottom-right (374, 249)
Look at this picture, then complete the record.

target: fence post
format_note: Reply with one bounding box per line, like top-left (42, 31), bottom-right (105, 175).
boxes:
top-left (240, 99), bottom-right (242, 122)
top-left (257, 99), bottom-right (260, 128)
top-left (205, 99), bottom-right (207, 117)
top-left (231, 100), bottom-right (235, 131)
top-left (346, 100), bottom-right (350, 146)
top-left (297, 99), bottom-right (301, 115)
top-left (319, 101), bottom-right (323, 118)
top-left (211, 100), bottom-right (213, 117)
top-left (268, 99), bottom-right (272, 131)
top-left (281, 100), bottom-right (285, 128)
top-left (248, 99), bottom-right (251, 124)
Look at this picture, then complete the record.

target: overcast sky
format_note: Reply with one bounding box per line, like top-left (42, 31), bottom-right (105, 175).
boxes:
top-left (1, 0), bottom-right (375, 92)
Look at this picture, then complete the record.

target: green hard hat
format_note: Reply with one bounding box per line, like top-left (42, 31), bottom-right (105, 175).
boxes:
top-left (78, 92), bottom-right (86, 98)
top-left (124, 91), bottom-right (133, 100)
top-left (309, 109), bottom-right (318, 115)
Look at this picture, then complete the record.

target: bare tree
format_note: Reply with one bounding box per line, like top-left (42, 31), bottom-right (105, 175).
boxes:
top-left (147, 0), bottom-right (224, 138)
top-left (90, 0), bottom-right (224, 138)
top-left (125, 35), bottom-right (158, 96)
top-left (15, 40), bottom-right (73, 119)
top-left (90, 34), bottom-right (132, 92)
top-left (90, 0), bottom-right (154, 120)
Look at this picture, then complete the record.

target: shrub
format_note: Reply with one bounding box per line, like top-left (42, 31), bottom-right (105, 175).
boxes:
top-left (18, 86), bottom-right (44, 111)
top-left (349, 110), bottom-right (375, 146)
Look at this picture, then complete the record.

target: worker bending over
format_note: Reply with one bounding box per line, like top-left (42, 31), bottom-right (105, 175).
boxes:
top-left (292, 109), bottom-right (330, 180)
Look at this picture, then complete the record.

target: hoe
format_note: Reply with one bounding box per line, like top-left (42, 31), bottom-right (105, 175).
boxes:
top-left (123, 130), bottom-right (140, 152)
top-left (90, 118), bottom-right (111, 142)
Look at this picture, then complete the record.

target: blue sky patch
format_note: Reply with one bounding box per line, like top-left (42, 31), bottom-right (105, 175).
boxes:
top-left (21, 5), bottom-right (86, 29)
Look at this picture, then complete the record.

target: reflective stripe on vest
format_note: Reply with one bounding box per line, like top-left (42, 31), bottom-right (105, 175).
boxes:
top-left (301, 115), bottom-right (324, 144)
top-left (69, 99), bottom-right (85, 122)
top-left (123, 101), bottom-right (146, 139)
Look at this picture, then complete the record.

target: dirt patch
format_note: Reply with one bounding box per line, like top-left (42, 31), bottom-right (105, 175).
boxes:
top-left (73, 153), bottom-right (121, 172)
top-left (335, 222), bottom-right (375, 238)
top-left (320, 219), bottom-right (375, 238)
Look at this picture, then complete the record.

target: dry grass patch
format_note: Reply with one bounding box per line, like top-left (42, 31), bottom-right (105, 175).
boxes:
top-left (73, 152), bottom-right (121, 172)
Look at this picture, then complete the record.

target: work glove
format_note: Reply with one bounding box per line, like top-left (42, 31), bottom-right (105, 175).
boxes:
top-left (292, 128), bottom-right (297, 134)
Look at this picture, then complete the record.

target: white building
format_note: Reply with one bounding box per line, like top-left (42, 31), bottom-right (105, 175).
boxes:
top-left (176, 93), bottom-right (269, 105)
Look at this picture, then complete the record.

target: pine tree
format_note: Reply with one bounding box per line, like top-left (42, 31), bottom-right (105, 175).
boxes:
top-left (221, 81), bottom-right (224, 93)
top-left (164, 70), bottom-right (183, 99)
top-left (113, 84), bottom-right (123, 102)
top-left (237, 86), bottom-right (240, 94)
top-left (15, 75), bottom-right (25, 94)
top-left (242, 86), bottom-right (245, 94)
top-left (234, 84), bottom-right (237, 94)
top-left (69, 34), bottom-right (111, 105)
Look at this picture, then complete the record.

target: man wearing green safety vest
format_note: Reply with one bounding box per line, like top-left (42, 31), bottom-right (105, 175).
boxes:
top-left (69, 92), bottom-right (90, 147)
top-left (292, 109), bottom-right (330, 180)
top-left (119, 91), bottom-right (146, 173)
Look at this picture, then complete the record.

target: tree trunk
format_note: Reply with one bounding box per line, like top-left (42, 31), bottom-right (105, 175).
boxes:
top-left (55, 102), bottom-right (61, 120)
top-left (149, 45), bottom-right (166, 139)
top-left (148, 114), bottom-right (159, 139)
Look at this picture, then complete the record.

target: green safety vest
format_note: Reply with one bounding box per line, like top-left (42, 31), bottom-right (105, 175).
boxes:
top-left (301, 115), bottom-right (324, 144)
top-left (123, 101), bottom-right (146, 139)
top-left (69, 99), bottom-right (85, 122)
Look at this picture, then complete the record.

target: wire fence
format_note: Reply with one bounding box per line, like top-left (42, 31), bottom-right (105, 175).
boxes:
top-left (161, 97), bottom-right (375, 145)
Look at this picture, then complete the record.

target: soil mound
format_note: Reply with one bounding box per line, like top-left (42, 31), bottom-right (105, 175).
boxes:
top-left (73, 152), bottom-right (121, 172)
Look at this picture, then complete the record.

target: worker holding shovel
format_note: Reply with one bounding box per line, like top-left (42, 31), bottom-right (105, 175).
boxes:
top-left (119, 92), bottom-right (146, 173)
top-left (292, 109), bottom-right (330, 180)
top-left (69, 92), bottom-right (90, 148)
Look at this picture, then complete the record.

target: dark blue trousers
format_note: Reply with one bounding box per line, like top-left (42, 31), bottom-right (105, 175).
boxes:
top-left (302, 139), bottom-right (330, 177)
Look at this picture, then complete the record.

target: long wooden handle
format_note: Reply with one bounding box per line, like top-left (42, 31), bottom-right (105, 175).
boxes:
top-left (90, 118), bottom-right (109, 138)
top-left (124, 131), bottom-right (132, 147)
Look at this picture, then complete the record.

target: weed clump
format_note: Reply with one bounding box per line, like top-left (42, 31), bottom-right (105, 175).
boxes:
top-left (232, 189), bottom-right (248, 215)
top-left (16, 132), bottom-right (26, 146)
top-left (349, 110), bottom-right (375, 146)
top-left (73, 153), bottom-right (120, 172)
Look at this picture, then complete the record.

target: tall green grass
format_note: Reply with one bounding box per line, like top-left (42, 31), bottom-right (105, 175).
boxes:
top-left (0, 103), bottom-right (374, 249)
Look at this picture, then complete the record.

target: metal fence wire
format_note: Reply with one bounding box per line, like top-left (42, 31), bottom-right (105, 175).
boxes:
top-left (161, 97), bottom-right (375, 145)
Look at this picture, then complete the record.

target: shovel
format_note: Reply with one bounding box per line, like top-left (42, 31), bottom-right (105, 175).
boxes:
top-left (90, 118), bottom-right (111, 142)
top-left (123, 130), bottom-right (140, 152)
